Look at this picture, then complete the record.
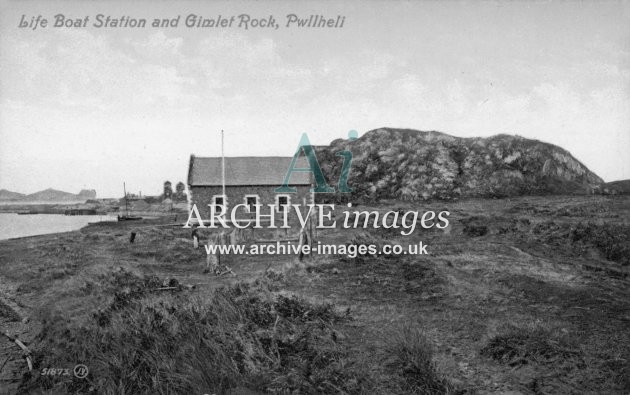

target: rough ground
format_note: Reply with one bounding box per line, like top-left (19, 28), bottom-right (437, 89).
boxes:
top-left (0, 195), bottom-right (628, 394)
top-left (0, 289), bottom-right (37, 394)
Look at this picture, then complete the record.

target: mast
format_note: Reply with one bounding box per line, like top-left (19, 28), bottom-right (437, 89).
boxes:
top-left (221, 130), bottom-right (225, 198)
top-left (123, 182), bottom-right (128, 216)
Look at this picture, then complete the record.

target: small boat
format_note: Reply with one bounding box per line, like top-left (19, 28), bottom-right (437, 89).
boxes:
top-left (117, 215), bottom-right (142, 221)
top-left (118, 182), bottom-right (142, 221)
top-left (64, 209), bottom-right (97, 216)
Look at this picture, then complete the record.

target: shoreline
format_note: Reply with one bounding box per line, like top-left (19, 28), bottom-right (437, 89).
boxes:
top-left (0, 212), bottom-right (181, 243)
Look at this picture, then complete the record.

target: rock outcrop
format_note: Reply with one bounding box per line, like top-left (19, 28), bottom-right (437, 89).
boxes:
top-left (78, 189), bottom-right (97, 200)
top-left (316, 128), bottom-right (603, 201)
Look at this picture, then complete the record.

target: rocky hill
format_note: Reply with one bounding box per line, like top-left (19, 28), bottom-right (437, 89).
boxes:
top-left (316, 128), bottom-right (603, 201)
top-left (77, 189), bottom-right (97, 200)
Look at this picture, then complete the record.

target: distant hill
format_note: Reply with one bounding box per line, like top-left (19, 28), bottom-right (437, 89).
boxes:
top-left (0, 189), bottom-right (25, 201)
top-left (595, 180), bottom-right (630, 195)
top-left (0, 188), bottom-right (97, 202)
top-left (316, 128), bottom-right (604, 201)
top-left (23, 188), bottom-right (82, 201)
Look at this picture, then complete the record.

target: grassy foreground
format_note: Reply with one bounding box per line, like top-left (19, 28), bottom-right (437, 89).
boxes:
top-left (0, 195), bottom-right (629, 394)
top-left (18, 272), bottom-right (454, 394)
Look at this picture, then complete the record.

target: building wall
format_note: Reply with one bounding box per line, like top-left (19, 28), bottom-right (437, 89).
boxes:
top-left (188, 184), bottom-right (314, 226)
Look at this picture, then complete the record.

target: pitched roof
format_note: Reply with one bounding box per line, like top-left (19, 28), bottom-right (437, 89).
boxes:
top-left (188, 156), bottom-right (311, 186)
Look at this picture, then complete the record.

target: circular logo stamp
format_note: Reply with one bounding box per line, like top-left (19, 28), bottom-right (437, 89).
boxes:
top-left (73, 364), bottom-right (89, 379)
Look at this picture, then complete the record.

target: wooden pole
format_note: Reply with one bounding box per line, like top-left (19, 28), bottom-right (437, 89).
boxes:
top-left (2, 331), bottom-right (32, 371)
top-left (123, 182), bottom-right (128, 216)
top-left (221, 130), bottom-right (225, 199)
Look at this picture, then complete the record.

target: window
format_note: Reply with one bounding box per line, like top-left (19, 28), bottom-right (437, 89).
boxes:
top-left (244, 195), bottom-right (259, 212)
top-left (275, 194), bottom-right (291, 213)
top-left (212, 195), bottom-right (227, 215)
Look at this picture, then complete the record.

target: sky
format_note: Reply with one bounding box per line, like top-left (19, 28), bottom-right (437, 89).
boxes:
top-left (1, 0), bottom-right (629, 198)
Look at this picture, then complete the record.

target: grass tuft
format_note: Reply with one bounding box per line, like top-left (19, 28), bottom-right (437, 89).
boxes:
top-left (386, 324), bottom-right (457, 394)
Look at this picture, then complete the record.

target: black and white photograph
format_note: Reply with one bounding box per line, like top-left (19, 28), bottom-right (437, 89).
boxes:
top-left (1, 0), bottom-right (629, 393)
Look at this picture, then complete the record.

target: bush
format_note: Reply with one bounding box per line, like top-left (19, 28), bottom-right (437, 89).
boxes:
top-left (340, 231), bottom-right (391, 264)
top-left (531, 220), bottom-right (630, 265)
top-left (569, 222), bottom-right (630, 265)
top-left (461, 216), bottom-right (488, 237)
top-left (0, 299), bottom-right (20, 322)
